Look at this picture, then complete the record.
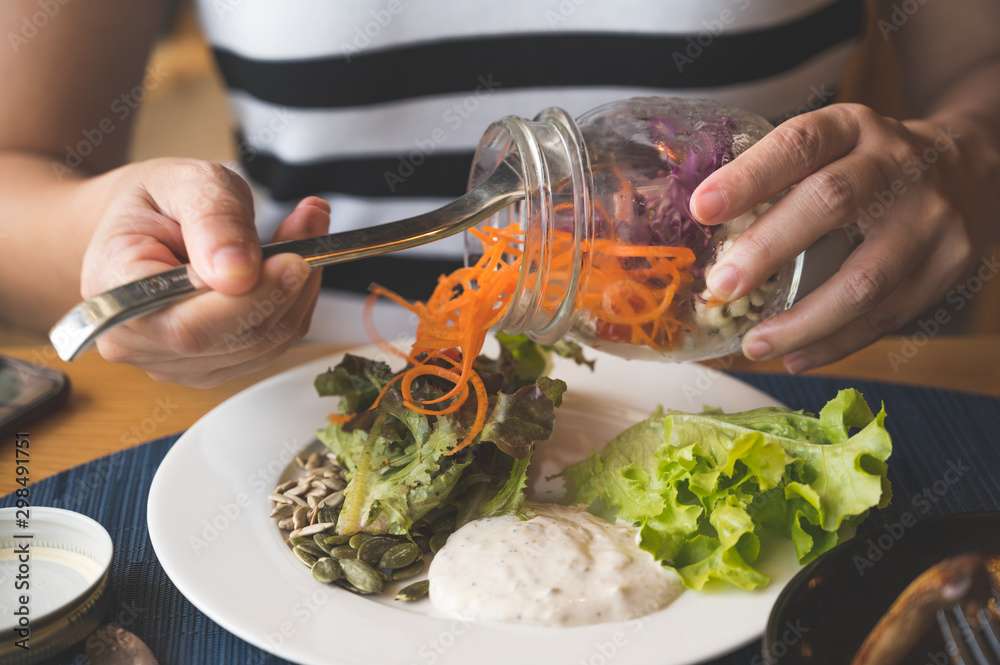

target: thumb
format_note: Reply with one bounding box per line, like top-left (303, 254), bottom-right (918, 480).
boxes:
top-left (145, 161), bottom-right (261, 295)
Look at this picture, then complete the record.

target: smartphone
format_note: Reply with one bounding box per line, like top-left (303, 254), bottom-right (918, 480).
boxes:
top-left (0, 355), bottom-right (70, 438)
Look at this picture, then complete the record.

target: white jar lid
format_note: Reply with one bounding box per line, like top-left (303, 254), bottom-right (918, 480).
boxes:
top-left (0, 507), bottom-right (114, 663)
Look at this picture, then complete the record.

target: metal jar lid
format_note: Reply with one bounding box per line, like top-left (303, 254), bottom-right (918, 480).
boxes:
top-left (0, 507), bottom-right (114, 664)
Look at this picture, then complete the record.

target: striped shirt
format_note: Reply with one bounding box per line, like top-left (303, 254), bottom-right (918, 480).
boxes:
top-left (195, 0), bottom-right (864, 342)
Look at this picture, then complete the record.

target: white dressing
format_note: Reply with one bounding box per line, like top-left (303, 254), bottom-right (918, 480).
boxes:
top-left (428, 503), bottom-right (682, 627)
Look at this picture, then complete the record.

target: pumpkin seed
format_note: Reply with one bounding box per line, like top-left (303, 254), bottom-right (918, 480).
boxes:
top-left (391, 560), bottom-right (425, 581)
top-left (316, 506), bottom-right (339, 525)
top-left (336, 579), bottom-right (363, 594)
top-left (331, 545), bottom-right (357, 560)
top-left (348, 533), bottom-right (374, 549)
top-left (429, 531), bottom-right (450, 554)
top-left (313, 534), bottom-right (336, 556)
top-left (322, 534), bottom-right (353, 546)
top-left (412, 534), bottom-right (431, 554)
top-left (395, 580), bottom-right (429, 602)
top-left (293, 546), bottom-right (319, 567)
top-left (311, 557), bottom-right (343, 584)
top-left (295, 541), bottom-right (327, 559)
top-left (379, 542), bottom-right (420, 570)
top-left (357, 537), bottom-right (396, 567)
top-left (340, 559), bottom-right (384, 594)
top-left (430, 513), bottom-right (456, 534)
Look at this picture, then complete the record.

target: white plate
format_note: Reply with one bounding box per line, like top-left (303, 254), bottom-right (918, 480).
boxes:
top-left (148, 343), bottom-right (799, 665)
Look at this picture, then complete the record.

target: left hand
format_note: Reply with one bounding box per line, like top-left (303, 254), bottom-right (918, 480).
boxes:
top-left (689, 103), bottom-right (996, 372)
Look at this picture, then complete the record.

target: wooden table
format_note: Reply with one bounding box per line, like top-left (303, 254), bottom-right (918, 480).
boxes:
top-left (2, 335), bottom-right (998, 495)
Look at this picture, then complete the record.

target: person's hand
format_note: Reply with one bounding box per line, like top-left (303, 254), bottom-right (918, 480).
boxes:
top-left (690, 103), bottom-right (996, 372)
top-left (79, 158), bottom-right (328, 386)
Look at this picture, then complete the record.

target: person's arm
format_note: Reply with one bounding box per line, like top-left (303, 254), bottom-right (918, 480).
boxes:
top-left (0, 1), bottom-right (164, 324)
top-left (0, 1), bottom-right (327, 386)
top-left (689, 0), bottom-right (1000, 373)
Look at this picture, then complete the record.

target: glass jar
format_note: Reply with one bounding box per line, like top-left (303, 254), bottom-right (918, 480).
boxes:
top-left (466, 96), bottom-right (802, 362)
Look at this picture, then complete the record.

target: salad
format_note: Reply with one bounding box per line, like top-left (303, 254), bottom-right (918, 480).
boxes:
top-left (269, 333), bottom-right (892, 605)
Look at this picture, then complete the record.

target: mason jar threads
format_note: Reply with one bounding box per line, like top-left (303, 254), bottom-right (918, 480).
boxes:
top-left (466, 96), bottom-right (802, 362)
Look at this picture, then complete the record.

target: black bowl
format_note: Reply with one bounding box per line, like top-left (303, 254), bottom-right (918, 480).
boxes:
top-left (764, 511), bottom-right (1000, 664)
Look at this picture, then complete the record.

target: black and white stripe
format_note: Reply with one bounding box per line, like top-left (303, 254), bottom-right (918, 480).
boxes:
top-left (197, 0), bottom-right (863, 302)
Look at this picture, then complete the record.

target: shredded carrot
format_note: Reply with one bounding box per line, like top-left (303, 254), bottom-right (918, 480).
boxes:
top-left (364, 199), bottom-right (698, 454)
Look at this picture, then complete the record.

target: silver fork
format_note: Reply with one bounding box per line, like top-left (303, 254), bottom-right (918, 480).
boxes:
top-left (47, 158), bottom-right (524, 361)
top-left (938, 595), bottom-right (1000, 665)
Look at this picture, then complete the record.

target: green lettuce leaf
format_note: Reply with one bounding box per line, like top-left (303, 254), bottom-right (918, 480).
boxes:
top-left (560, 388), bottom-right (891, 590)
top-left (313, 336), bottom-right (587, 538)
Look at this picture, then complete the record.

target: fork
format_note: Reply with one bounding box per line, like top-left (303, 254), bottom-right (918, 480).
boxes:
top-left (47, 158), bottom-right (524, 362)
top-left (938, 596), bottom-right (1000, 665)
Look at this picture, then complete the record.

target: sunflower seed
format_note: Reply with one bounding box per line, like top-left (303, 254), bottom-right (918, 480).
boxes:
top-left (286, 494), bottom-right (309, 508)
top-left (320, 477), bottom-right (345, 491)
top-left (311, 557), bottom-right (343, 584)
top-left (274, 479), bottom-right (298, 493)
top-left (292, 506), bottom-right (309, 530)
top-left (357, 537), bottom-right (396, 567)
top-left (307, 495), bottom-right (319, 510)
top-left (277, 517), bottom-right (295, 531)
top-left (293, 546), bottom-right (319, 567)
top-left (395, 580), bottom-right (429, 602)
top-left (305, 452), bottom-right (322, 469)
top-left (269, 503), bottom-right (294, 519)
top-left (318, 491), bottom-right (344, 509)
top-left (269, 493), bottom-right (294, 504)
top-left (288, 522), bottom-right (336, 539)
top-left (284, 484), bottom-right (307, 497)
top-left (295, 455), bottom-right (308, 469)
top-left (379, 542), bottom-right (421, 570)
top-left (340, 559), bottom-right (384, 594)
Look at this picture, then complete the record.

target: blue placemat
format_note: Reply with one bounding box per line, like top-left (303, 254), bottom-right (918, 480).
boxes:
top-left (3, 372), bottom-right (1000, 665)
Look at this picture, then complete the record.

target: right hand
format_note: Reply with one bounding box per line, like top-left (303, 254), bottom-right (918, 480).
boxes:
top-left (79, 158), bottom-right (329, 387)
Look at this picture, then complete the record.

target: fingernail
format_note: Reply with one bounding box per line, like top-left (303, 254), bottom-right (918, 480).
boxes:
top-left (309, 198), bottom-right (331, 214)
top-left (707, 265), bottom-right (739, 301)
top-left (692, 189), bottom-right (727, 223)
top-left (743, 338), bottom-right (773, 361)
top-left (212, 247), bottom-right (256, 278)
